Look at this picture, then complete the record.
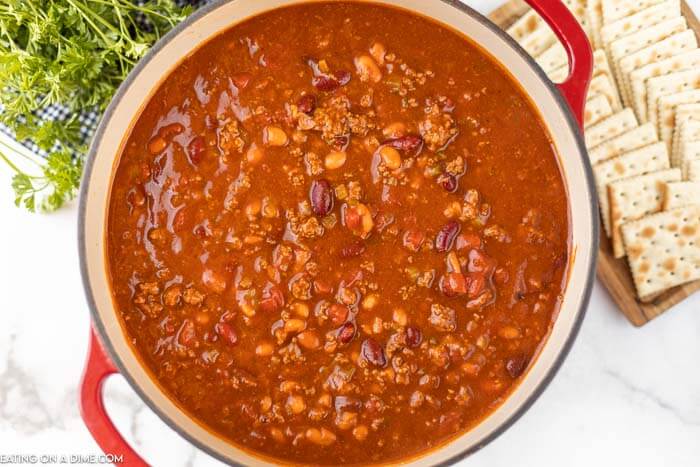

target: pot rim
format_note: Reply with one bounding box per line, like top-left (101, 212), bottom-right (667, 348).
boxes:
top-left (78, 0), bottom-right (598, 465)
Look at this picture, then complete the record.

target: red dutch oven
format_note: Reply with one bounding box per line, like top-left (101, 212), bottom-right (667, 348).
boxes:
top-left (78, 0), bottom-right (597, 465)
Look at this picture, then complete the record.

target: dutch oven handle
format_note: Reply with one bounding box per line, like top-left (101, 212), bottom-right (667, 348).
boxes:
top-left (80, 329), bottom-right (149, 467)
top-left (524, 0), bottom-right (593, 130)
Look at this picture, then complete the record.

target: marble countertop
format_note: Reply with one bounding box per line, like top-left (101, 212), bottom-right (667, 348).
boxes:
top-left (1, 1), bottom-right (699, 465)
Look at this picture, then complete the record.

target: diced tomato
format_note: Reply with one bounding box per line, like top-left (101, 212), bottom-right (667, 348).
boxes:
top-left (468, 249), bottom-right (495, 274)
top-left (215, 322), bottom-right (239, 346)
top-left (178, 320), bottom-right (196, 347)
top-left (344, 206), bottom-right (361, 230)
top-left (402, 229), bottom-right (425, 252)
top-left (259, 285), bottom-right (285, 312)
top-left (466, 273), bottom-right (486, 298)
top-left (440, 272), bottom-right (468, 297)
top-left (455, 232), bottom-right (482, 251)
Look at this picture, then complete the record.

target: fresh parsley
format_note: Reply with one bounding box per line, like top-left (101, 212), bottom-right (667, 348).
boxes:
top-left (0, 0), bottom-right (191, 211)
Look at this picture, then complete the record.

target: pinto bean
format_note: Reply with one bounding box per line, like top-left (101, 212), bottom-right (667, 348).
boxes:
top-left (306, 427), bottom-right (336, 445)
top-left (354, 55), bottom-right (382, 83)
top-left (325, 151), bottom-right (347, 170)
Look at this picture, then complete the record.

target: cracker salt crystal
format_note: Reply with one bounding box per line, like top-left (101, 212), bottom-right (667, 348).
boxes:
top-left (658, 91), bottom-right (700, 151)
top-left (617, 30), bottom-right (697, 106)
top-left (586, 108), bottom-right (638, 148)
top-left (646, 69), bottom-right (700, 131)
top-left (629, 49), bottom-right (700, 123)
top-left (602, 0), bottom-right (666, 24)
top-left (621, 205), bottom-right (700, 299)
top-left (588, 122), bottom-right (658, 164)
top-left (585, 94), bottom-right (614, 128)
top-left (609, 168), bottom-right (682, 257)
top-left (593, 142), bottom-right (670, 235)
top-left (663, 181), bottom-right (700, 210)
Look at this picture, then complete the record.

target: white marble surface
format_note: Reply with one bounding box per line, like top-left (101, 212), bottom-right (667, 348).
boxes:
top-left (1, 1), bottom-right (700, 465)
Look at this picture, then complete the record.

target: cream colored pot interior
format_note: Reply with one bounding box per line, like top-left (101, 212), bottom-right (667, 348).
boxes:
top-left (81, 0), bottom-right (596, 465)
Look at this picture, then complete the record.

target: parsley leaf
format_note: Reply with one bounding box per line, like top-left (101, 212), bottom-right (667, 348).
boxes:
top-left (0, 0), bottom-right (191, 212)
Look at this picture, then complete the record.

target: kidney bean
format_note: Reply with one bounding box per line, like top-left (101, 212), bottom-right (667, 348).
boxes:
top-left (297, 94), bottom-right (317, 114)
top-left (361, 338), bottom-right (387, 367)
top-left (193, 223), bottom-right (210, 239)
top-left (340, 240), bottom-right (366, 258)
top-left (435, 221), bottom-right (461, 252)
top-left (187, 136), bottom-right (206, 165)
top-left (328, 304), bottom-right (349, 327)
top-left (440, 272), bottom-right (468, 297)
top-left (333, 134), bottom-right (350, 151)
top-left (406, 326), bottom-right (423, 348)
top-left (312, 75), bottom-right (340, 92)
top-left (337, 322), bottom-right (356, 344)
top-left (307, 58), bottom-right (351, 92)
top-left (384, 135), bottom-right (423, 155)
top-left (438, 173), bottom-right (458, 192)
top-left (506, 354), bottom-right (528, 378)
top-left (335, 395), bottom-right (362, 412)
top-left (215, 322), bottom-right (238, 346)
top-left (310, 179), bottom-right (334, 216)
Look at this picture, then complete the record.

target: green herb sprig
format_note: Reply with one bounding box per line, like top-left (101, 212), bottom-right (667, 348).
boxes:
top-left (0, 0), bottom-right (191, 211)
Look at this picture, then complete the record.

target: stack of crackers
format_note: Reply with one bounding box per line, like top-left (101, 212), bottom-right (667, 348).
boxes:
top-left (506, 0), bottom-right (700, 301)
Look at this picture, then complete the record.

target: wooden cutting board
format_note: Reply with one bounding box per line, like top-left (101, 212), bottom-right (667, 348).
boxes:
top-left (488, 1), bottom-right (700, 326)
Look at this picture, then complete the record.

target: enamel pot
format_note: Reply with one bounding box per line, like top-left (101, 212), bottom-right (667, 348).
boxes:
top-left (78, 0), bottom-right (597, 465)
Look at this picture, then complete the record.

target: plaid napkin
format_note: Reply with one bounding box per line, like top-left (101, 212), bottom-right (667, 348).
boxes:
top-left (0, 0), bottom-right (208, 158)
